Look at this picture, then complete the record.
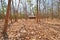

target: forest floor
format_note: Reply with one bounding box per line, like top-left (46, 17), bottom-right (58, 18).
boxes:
top-left (0, 19), bottom-right (60, 40)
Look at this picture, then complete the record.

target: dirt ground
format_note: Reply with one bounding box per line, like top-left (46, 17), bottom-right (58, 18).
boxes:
top-left (0, 19), bottom-right (60, 40)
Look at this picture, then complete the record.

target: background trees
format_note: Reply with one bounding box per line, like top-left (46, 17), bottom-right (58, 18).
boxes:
top-left (0, 0), bottom-right (7, 19)
top-left (0, 0), bottom-right (60, 20)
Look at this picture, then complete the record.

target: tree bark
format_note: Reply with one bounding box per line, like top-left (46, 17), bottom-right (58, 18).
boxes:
top-left (36, 0), bottom-right (39, 23)
top-left (3, 0), bottom-right (11, 33)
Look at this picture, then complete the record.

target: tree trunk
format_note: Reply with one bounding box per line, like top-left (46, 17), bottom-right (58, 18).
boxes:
top-left (9, 2), bottom-right (12, 23)
top-left (3, 0), bottom-right (11, 33)
top-left (58, 0), bottom-right (60, 19)
top-left (36, 0), bottom-right (39, 23)
top-left (24, 2), bottom-right (28, 20)
top-left (51, 0), bottom-right (53, 19)
top-left (12, 0), bottom-right (15, 22)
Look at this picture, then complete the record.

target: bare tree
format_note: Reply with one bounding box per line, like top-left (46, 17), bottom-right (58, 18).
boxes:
top-left (51, 0), bottom-right (53, 19)
top-left (58, 0), bottom-right (60, 19)
top-left (43, 0), bottom-right (46, 18)
top-left (12, 0), bottom-right (15, 21)
top-left (23, 1), bottom-right (28, 20)
top-left (18, 0), bottom-right (20, 19)
top-left (14, 0), bottom-right (18, 22)
top-left (38, 0), bottom-right (41, 22)
top-left (36, 0), bottom-right (39, 23)
top-left (15, 0), bottom-right (21, 21)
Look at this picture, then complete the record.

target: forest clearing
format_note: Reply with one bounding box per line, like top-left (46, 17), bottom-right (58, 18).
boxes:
top-left (0, 0), bottom-right (60, 40)
top-left (0, 19), bottom-right (60, 40)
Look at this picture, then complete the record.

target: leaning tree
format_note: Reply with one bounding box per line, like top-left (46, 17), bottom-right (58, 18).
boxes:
top-left (3, 0), bottom-right (11, 39)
